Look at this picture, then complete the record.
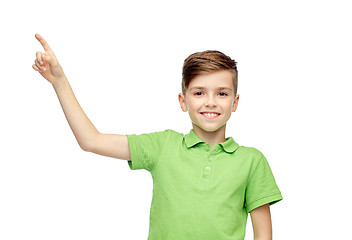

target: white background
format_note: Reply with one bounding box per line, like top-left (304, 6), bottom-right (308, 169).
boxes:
top-left (1, 0), bottom-right (351, 239)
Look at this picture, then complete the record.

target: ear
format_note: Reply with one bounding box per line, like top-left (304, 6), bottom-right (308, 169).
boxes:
top-left (232, 94), bottom-right (240, 112)
top-left (178, 93), bottom-right (188, 112)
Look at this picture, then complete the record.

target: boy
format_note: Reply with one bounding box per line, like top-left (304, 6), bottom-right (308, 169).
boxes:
top-left (32, 33), bottom-right (282, 240)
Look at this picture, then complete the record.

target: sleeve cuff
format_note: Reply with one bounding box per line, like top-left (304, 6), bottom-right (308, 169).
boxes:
top-left (126, 134), bottom-right (142, 170)
top-left (246, 192), bottom-right (283, 213)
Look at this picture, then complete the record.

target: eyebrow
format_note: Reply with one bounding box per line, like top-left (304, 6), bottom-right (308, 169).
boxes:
top-left (189, 86), bottom-right (233, 91)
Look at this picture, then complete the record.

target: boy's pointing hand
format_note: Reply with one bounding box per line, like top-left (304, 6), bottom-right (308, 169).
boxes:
top-left (32, 33), bottom-right (65, 84)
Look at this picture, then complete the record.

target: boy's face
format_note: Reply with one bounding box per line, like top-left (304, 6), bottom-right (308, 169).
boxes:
top-left (178, 70), bottom-right (239, 135)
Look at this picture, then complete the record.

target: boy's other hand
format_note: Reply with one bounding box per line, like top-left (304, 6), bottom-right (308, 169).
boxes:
top-left (32, 33), bottom-right (65, 85)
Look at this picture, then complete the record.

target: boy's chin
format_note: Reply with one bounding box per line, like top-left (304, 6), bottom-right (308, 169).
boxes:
top-left (192, 123), bottom-right (226, 133)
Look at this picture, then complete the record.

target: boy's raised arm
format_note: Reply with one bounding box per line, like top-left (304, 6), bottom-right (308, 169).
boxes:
top-left (32, 34), bottom-right (131, 160)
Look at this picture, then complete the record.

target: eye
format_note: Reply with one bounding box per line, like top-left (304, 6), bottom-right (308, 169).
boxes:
top-left (194, 91), bottom-right (203, 96)
top-left (219, 92), bottom-right (228, 96)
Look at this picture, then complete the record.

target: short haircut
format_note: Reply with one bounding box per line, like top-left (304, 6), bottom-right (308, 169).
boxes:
top-left (182, 50), bottom-right (238, 95)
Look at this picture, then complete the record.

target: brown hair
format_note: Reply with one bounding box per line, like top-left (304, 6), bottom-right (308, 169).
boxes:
top-left (182, 50), bottom-right (238, 95)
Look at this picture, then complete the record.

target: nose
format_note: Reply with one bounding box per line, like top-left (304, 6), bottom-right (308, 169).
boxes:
top-left (205, 95), bottom-right (217, 107)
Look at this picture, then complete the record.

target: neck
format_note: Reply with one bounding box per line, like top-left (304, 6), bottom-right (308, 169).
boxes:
top-left (192, 124), bottom-right (227, 149)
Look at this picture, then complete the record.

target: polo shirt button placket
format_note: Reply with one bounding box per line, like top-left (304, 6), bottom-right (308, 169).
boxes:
top-left (200, 155), bottom-right (212, 190)
top-left (204, 166), bottom-right (212, 176)
top-left (204, 155), bottom-right (213, 176)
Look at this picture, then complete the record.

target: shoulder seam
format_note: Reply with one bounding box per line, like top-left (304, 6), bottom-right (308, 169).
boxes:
top-left (246, 152), bottom-right (265, 186)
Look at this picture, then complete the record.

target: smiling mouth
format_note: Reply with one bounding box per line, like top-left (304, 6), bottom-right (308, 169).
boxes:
top-left (201, 112), bottom-right (221, 119)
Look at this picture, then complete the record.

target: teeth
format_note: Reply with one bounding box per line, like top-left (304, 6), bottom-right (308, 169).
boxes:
top-left (203, 113), bottom-right (219, 117)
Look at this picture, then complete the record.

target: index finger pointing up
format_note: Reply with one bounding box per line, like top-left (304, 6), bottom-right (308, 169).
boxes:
top-left (35, 33), bottom-right (52, 52)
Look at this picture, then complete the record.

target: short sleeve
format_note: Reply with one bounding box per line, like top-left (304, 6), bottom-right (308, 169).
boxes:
top-left (245, 153), bottom-right (283, 213)
top-left (126, 129), bottom-right (171, 172)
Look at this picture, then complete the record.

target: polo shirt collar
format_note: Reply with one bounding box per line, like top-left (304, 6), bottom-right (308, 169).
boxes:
top-left (219, 136), bottom-right (239, 153)
top-left (184, 129), bottom-right (239, 153)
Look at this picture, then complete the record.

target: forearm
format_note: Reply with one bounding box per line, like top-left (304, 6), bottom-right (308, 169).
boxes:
top-left (52, 76), bottom-right (99, 150)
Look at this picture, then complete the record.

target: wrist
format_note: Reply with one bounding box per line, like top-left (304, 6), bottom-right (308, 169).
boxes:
top-left (52, 76), bottom-right (68, 89)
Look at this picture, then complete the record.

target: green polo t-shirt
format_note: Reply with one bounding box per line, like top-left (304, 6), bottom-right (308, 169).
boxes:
top-left (126, 129), bottom-right (282, 240)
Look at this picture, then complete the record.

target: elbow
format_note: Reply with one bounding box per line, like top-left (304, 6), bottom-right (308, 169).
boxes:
top-left (79, 132), bottom-right (100, 152)
top-left (79, 142), bottom-right (91, 152)
top-left (254, 235), bottom-right (272, 240)
top-left (80, 144), bottom-right (89, 152)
